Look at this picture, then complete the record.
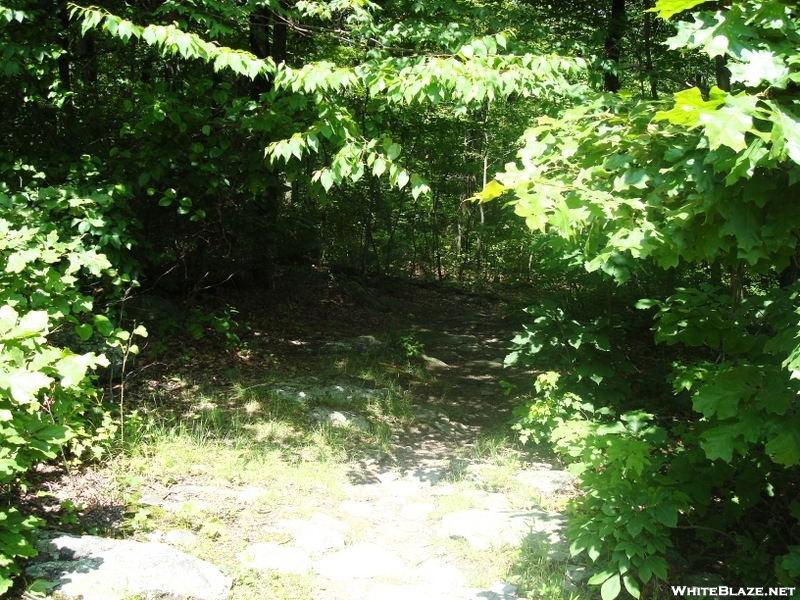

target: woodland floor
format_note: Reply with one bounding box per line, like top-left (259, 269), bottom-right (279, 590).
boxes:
top-left (21, 270), bottom-right (585, 600)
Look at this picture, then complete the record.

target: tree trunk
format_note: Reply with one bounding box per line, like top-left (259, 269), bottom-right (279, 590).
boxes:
top-left (643, 0), bottom-right (657, 99)
top-left (604, 0), bottom-right (626, 92)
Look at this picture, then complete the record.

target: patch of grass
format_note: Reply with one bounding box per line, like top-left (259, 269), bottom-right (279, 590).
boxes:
top-left (226, 569), bottom-right (316, 600)
top-left (510, 544), bottom-right (580, 600)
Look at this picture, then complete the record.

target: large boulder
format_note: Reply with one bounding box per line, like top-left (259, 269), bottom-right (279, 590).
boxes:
top-left (26, 532), bottom-right (231, 600)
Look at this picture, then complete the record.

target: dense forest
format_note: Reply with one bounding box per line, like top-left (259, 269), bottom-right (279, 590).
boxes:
top-left (2, 0), bottom-right (800, 596)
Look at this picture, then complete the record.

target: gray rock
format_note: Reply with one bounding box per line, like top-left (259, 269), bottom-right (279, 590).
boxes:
top-left (313, 543), bottom-right (406, 580)
top-left (515, 469), bottom-right (576, 496)
top-left (308, 407), bottom-right (370, 430)
top-left (404, 468), bottom-right (443, 485)
top-left (415, 559), bottom-right (467, 588)
top-left (401, 502), bottom-right (435, 521)
top-left (26, 533), bottom-right (231, 600)
top-left (278, 514), bottom-right (349, 554)
top-left (490, 581), bottom-right (518, 595)
top-left (440, 509), bottom-right (568, 558)
top-left (366, 584), bottom-right (459, 600)
top-left (422, 355), bottom-right (451, 369)
top-left (339, 500), bottom-right (374, 517)
top-left (237, 542), bottom-right (311, 574)
top-left (165, 529), bottom-right (197, 548)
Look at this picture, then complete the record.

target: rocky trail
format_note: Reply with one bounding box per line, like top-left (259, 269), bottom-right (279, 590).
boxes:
top-left (22, 292), bottom-right (589, 600)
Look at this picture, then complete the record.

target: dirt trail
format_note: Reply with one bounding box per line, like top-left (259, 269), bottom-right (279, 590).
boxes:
top-left (304, 305), bottom-right (571, 600)
top-left (25, 284), bottom-right (578, 600)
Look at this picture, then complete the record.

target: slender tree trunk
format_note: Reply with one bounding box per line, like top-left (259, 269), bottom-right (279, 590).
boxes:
top-left (604, 0), bottom-right (626, 92)
top-left (433, 189), bottom-right (443, 281)
top-left (272, 5), bottom-right (288, 65)
top-left (643, 0), bottom-right (658, 99)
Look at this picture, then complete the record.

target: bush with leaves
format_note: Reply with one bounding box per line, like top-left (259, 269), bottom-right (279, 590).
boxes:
top-left (0, 175), bottom-right (139, 592)
top-left (553, 411), bottom-right (686, 598)
top-left (492, 0), bottom-right (800, 592)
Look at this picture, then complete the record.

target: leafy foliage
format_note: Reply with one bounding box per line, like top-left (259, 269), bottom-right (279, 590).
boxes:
top-left (496, 0), bottom-right (800, 593)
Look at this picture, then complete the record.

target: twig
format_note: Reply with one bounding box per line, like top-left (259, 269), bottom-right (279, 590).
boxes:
top-left (674, 524), bottom-right (739, 544)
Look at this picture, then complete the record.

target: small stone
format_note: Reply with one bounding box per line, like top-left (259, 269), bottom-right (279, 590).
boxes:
top-left (308, 407), bottom-right (369, 430)
top-left (143, 530), bottom-right (163, 543)
top-left (401, 503), bottom-right (435, 521)
top-left (165, 529), bottom-right (197, 547)
top-left (313, 543), bottom-right (406, 581)
top-left (237, 542), bottom-right (311, 574)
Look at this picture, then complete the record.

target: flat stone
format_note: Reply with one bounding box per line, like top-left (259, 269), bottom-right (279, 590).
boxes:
top-left (278, 518), bottom-right (345, 554)
top-left (165, 529), bottom-right (197, 547)
top-left (401, 502), bottom-right (435, 521)
top-left (404, 468), bottom-right (443, 485)
top-left (415, 559), bottom-right (467, 588)
top-left (310, 513), bottom-right (351, 533)
top-left (515, 469), bottom-right (576, 496)
top-left (26, 533), bottom-right (231, 600)
top-left (339, 500), bottom-right (373, 517)
top-left (381, 480), bottom-right (422, 497)
top-left (366, 584), bottom-right (460, 600)
top-left (440, 509), bottom-right (568, 557)
top-left (313, 543), bottom-right (405, 581)
top-left (237, 542), bottom-right (311, 574)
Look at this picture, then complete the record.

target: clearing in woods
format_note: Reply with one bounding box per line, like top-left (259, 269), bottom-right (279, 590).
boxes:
top-left (25, 273), bottom-right (580, 600)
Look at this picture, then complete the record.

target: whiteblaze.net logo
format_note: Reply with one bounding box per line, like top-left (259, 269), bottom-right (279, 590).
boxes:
top-left (672, 587), bottom-right (796, 597)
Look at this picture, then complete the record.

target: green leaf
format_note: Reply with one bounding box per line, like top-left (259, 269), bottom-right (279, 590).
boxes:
top-left (650, 0), bottom-right (706, 19)
top-left (765, 425), bottom-right (800, 467)
top-left (386, 143), bottom-right (401, 160)
top-left (74, 324), bottom-right (92, 341)
top-left (692, 369), bottom-right (756, 419)
top-left (601, 573), bottom-right (622, 600)
top-left (396, 170), bottom-right (409, 189)
top-left (320, 170), bottom-right (334, 191)
top-left (93, 315), bottom-right (114, 337)
top-left (623, 574), bottom-right (641, 599)
top-left (0, 369), bottom-right (53, 403)
top-left (700, 93), bottom-right (757, 153)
